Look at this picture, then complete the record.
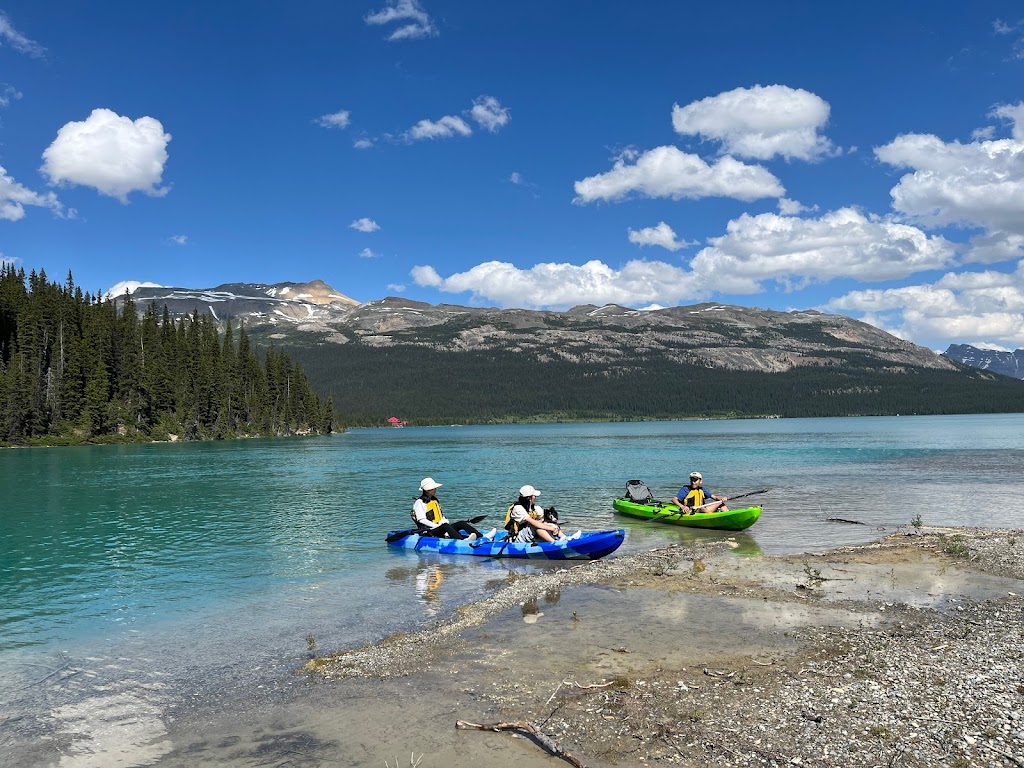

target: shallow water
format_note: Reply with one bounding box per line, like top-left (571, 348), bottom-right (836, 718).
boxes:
top-left (2, 414), bottom-right (1024, 765)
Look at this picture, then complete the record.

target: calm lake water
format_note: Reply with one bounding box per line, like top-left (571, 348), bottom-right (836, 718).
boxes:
top-left (2, 415), bottom-right (1024, 765)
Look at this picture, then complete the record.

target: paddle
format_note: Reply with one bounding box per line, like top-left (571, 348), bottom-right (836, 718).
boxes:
top-left (653, 488), bottom-right (769, 519)
top-left (385, 515), bottom-right (489, 543)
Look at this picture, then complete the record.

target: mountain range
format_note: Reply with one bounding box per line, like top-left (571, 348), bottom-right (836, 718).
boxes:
top-left (119, 279), bottom-right (1024, 424)
top-left (943, 344), bottom-right (1024, 381)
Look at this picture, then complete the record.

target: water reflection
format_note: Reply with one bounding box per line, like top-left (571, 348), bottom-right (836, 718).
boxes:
top-left (415, 565), bottom-right (444, 616)
top-left (520, 587), bottom-right (562, 623)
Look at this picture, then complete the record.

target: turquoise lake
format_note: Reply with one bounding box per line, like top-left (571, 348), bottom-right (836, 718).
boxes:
top-left (2, 414), bottom-right (1024, 764)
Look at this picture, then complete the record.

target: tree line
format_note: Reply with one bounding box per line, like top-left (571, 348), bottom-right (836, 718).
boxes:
top-left (0, 266), bottom-right (334, 446)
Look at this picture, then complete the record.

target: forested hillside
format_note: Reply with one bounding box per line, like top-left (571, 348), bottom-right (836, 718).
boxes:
top-left (285, 340), bottom-right (1024, 426)
top-left (0, 266), bottom-right (333, 446)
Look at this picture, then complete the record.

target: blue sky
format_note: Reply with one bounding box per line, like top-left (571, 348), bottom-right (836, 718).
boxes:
top-left (2, 2), bottom-right (1024, 351)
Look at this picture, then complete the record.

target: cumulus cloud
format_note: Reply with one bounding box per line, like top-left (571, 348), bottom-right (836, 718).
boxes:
top-left (826, 261), bottom-right (1024, 348)
top-left (470, 96), bottom-right (510, 132)
top-left (316, 109), bottom-right (351, 129)
top-left (105, 280), bottom-right (163, 300)
top-left (387, 283), bottom-right (406, 293)
top-left (627, 221), bottom-right (692, 252)
top-left (573, 145), bottom-right (784, 204)
top-left (412, 259), bottom-right (706, 309)
top-left (0, 165), bottom-right (64, 221)
top-left (365, 0), bottom-right (437, 41)
top-left (406, 114), bottom-right (473, 140)
top-left (359, 248), bottom-right (379, 259)
top-left (40, 108), bottom-right (171, 202)
top-left (875, 104), bottom-right (1024, 236)
top-left (777, 197), bottom-right (818, 215)
top-left (354, 138), bottom-right (374, 149)
top-left (690, 208), bottom-right (956, 293)
top-left (0, 12), bottom-right (44, 57)
top-left (167, 234), bottom-right (188, 246)
top-left (671, 85), bottom-right (837, 161)
top-left (350, 217), bottom-right (380, 232)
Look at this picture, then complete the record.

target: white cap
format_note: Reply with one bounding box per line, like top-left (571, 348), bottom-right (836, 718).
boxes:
top-left (519, 484), bottom-right (541, 497)
top-left (689, 471), bottom-right (702, 480)
top-left (419, 477), bottom-right (442, 491)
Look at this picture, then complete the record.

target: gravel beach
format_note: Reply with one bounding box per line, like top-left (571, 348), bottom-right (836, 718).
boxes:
top-left (302, 527), bottom-right (1023, 768)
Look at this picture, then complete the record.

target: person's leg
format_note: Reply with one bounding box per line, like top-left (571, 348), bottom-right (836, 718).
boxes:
top-left (426, 523), bottom-right (465, 539)
top-left (534, 528), bottom-right (556, 543)
top-left (452, 521), bottom-right (482, 538)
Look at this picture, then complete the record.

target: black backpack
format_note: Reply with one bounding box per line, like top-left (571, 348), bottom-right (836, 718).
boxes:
top-left (625, 479), bottom-right (654, 504)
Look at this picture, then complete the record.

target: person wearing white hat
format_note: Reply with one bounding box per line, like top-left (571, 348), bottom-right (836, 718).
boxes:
top-left (505, 484), bottom-right (563, 543)
top-left (672, 471), bottom-right (729, 515)
top-left (411, 477), bottom-right (483, 540)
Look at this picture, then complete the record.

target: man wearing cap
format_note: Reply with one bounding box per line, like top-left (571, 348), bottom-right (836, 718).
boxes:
top-left (673, 472), bottom-right (729, 515)
top-left (508, 485), bottom-right (562, 543)
top-left (412, 477), bottom-right (484, 540)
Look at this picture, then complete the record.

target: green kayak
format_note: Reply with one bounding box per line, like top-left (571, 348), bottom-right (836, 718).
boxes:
top-left (612, 498), bottom-right (762, 531)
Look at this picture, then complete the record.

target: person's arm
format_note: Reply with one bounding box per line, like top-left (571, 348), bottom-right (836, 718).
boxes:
top-left (672, 489), bottom-right (689, 511)
top-left (525, 515), bottom-right (560, 535)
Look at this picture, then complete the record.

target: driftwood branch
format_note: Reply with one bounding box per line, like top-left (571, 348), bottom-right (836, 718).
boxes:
top-left (456, 720), bottom-right (587, 768)
top-left (827, 517), bottom-right (867, 525)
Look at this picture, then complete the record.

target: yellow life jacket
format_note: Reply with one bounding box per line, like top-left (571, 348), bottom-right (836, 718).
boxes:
top-left (410, 498), bottom-right (444, 524)
top-left (504, 502), bottom-right (540, 535)
top-left (683, 486), bottom-right (706, 508)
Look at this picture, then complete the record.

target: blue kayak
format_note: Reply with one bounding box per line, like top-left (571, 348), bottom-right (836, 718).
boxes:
top-left (385, 529), bottom-right (626, 560)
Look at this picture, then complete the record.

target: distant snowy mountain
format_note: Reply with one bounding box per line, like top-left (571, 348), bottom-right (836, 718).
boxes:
top-left (116, 279), bottom-right (359, 329)
top-left (944, 344), bottom-right (1024, 380)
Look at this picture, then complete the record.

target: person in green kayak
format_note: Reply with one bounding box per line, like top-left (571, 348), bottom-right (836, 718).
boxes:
top-left (411, 477), bottom-right (484, 540)
top-left (673, 471), bottom-right (729, 514)
top-left (506, 485), bottom-right (563, 543)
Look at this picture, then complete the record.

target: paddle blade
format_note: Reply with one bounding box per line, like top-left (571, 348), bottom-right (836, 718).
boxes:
top-left (385, 528), bottom-right (417, 543)
top-left (468, 515), bottom-right (488, 524)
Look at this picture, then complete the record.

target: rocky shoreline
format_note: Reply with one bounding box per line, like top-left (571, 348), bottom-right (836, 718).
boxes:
top-left (302, 528), bottom-right (1023, 768)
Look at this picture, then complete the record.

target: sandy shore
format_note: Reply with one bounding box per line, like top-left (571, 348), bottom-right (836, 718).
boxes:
top-left (275, 527), bottom-right (1022, 768)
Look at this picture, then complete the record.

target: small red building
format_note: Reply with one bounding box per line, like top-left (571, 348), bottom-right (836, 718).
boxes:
top-left (387, 416), bottom-right (409, 427)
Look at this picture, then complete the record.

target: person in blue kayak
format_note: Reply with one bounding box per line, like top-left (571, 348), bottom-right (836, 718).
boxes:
top-left (673, 471), bottom-right (729, 514)
top-left (412, 478), bottom-right (484, 540)
top-left (506, 485), bottom-right (563, 543)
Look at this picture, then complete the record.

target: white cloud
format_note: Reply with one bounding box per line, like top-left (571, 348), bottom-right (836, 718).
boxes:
top-left (0, 165), bottom-right (64, 221)
top-left (509, 171), bottom-right (525, 184)
top-left (627, 221), bottom-right (691, 252)
top-left (671, 85), bottom-right (837, 161)
top-left (470, 96), bottom-right (510, 132)
top-left (167, 234), bottom-right (188, 246)
top-left (0, 84), bottom-right (22, 108)
top-left (406, 114), bottom-right (472, 140)
top-left (777, 197), bottom-right (818, 215)
top-left (0, 12), bottom-right (44, 57)
top-left (826, 260), bottom-right (1024, 348)
top-left (350, 217), bottom-right (380, 232)
top-left (105, 280), bottom-right (163, 300)
top-left (365, 0), bottom-right (437, 41)
top-left (40, 108), bottom-right (171, 202)
top-left (359, 248), bottom-right (379, 259)
top-left (573, 145), bottom-right (784, 204)
top-left (875, 105), bottom-right (1024, 236)
top-left (316, 109), bottom-right (351, 129)
top-left (689, 208), bottom-right (956, 293)
top-left (962, 231), bottom-right (1024, 264)
top-left (412, 259), bottom-right (705, 309)
top-left (353, 138), bottom-right (374, 149)
top-left (387, 283), bottom-right (406, 292)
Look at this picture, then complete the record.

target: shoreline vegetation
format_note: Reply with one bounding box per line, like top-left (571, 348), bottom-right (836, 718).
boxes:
top-left (293, 527), bottom-right (1024, 768)
top-left (0, 266), bottom-right (333, 448)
